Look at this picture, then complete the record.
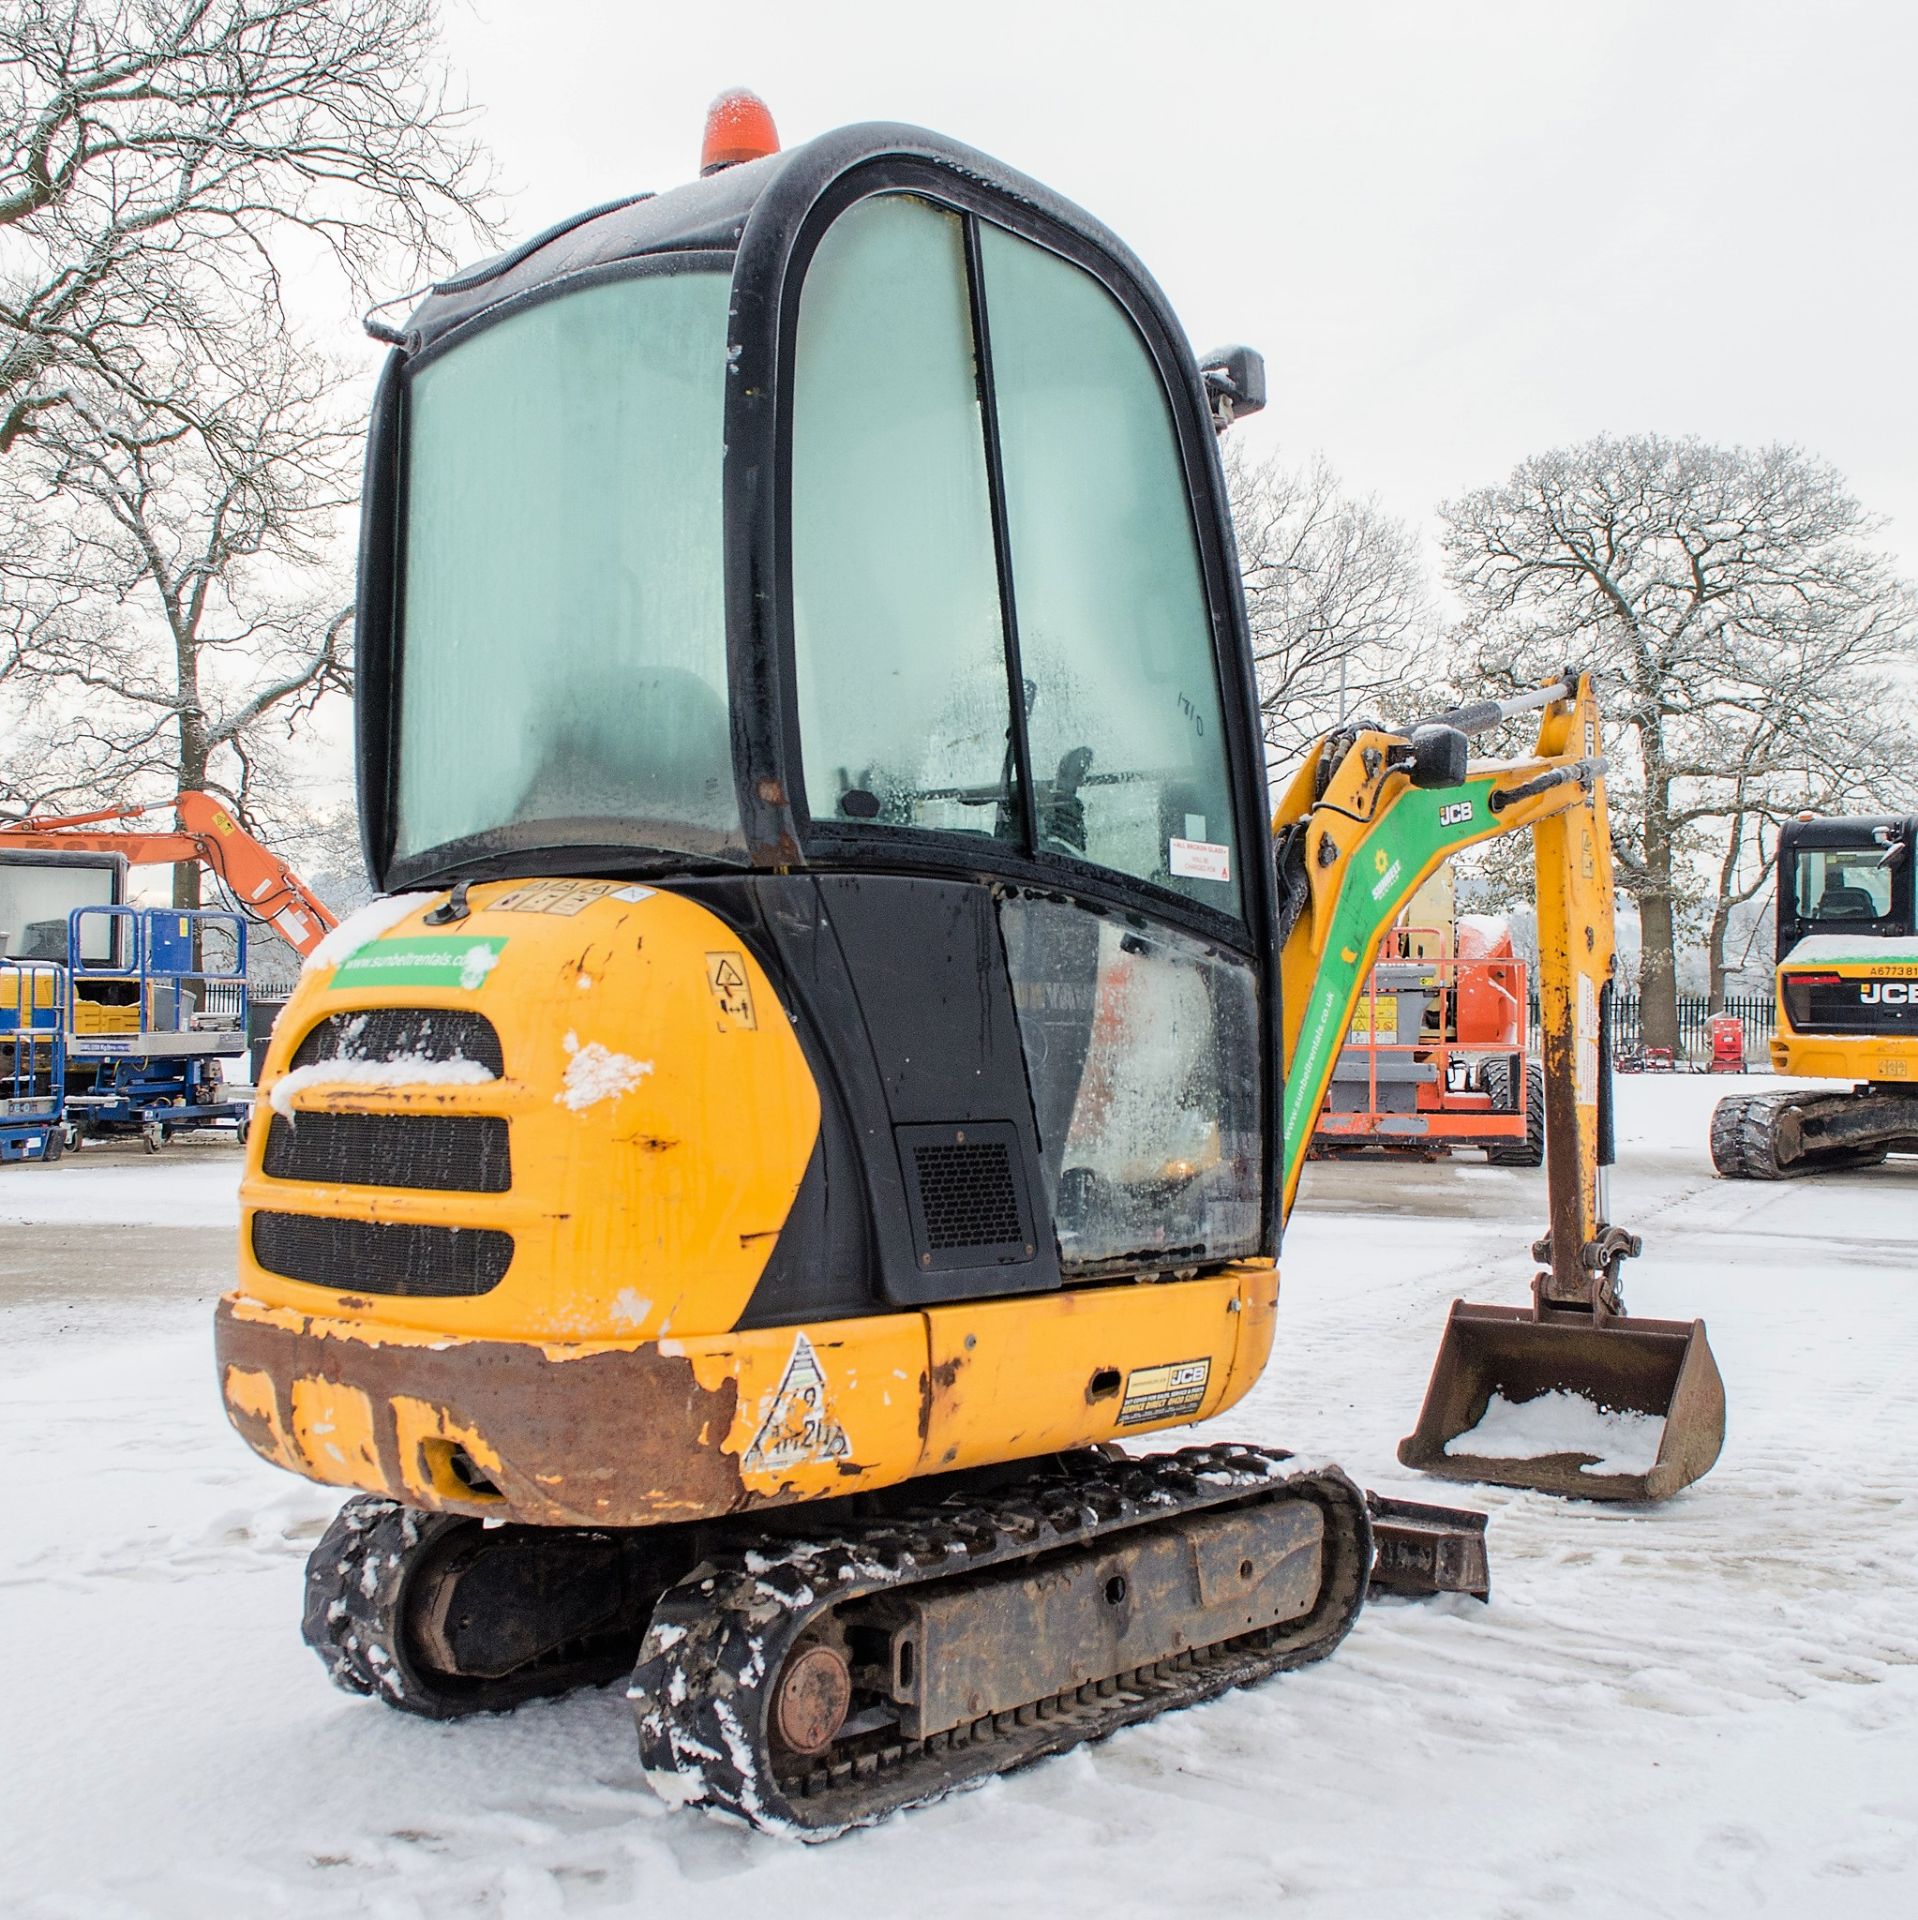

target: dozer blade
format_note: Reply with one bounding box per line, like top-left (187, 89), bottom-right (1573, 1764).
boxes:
top-left (1397, 1299), bottom-right (1725, 1502)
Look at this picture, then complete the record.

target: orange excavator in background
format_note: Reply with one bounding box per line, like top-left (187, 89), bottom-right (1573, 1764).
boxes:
top-left (1, 793), bottom-right (336, 1151)
top-left (0, 791), bottom-right (337, 959)
top-left (1314, 865), bottom-right (1542, 1165)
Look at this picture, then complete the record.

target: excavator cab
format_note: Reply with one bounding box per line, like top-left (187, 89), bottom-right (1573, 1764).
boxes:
top-left (352, 122), bottom-right (1290, 1302)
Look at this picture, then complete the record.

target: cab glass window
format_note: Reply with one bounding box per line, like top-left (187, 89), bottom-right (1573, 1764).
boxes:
top-left (999, 896), bottom-right (1261, 1271)
top-left (1795, 847), bottom-right (1897, 922)
top-left (978, 224), bottom-right (1240, 917)
top-left (791, 196), bottom-right (1015, 837)
top-left (397, 269), bottom-right (738, 863)
top-left (0, 862), bottom-right (118, 964)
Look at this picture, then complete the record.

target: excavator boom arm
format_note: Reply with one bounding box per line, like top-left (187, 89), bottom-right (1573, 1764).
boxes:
top-left (1275, 673), bottom-right (1725, 1501)
top-left (1274, 675), bottom-right (1614, 1266)
top-left (0, 791), bottom-right (336, 958)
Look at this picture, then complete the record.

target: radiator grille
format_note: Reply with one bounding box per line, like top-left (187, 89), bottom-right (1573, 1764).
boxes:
top-left (262, 1111), bottom-right (510, 1193)
top-left (251, 1209), bottom-right (512, 1297)
top-left (291, 1009), bottom-right (503, 1076)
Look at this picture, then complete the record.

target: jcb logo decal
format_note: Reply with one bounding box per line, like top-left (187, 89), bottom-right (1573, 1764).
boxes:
top-left (1861, 983), bottom-right (1914, 1003)
top-left (1438, 800), bottom-right (1473, 826)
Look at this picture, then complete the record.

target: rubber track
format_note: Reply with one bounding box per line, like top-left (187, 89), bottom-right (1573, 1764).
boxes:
top-left (303, 1496), bottom-right (449, 1709)
top-left (1711, 1088), bottom-right (1887, 1180)
top-left (630, 1445), bottom-right (1371, 1838)
top-left (303, 1495), bottom-right (645, 1719)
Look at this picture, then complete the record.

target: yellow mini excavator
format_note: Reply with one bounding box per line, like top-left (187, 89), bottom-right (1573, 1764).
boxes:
top-left (217, 96), bottom-right (1724, 1836)
top-left (1712, 811), bottom-right (1918, 1176)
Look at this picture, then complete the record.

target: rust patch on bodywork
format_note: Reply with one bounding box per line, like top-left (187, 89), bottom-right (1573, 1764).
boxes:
top-left (215, 1299), bottom-right (746, 1528)
top-left (917, 1354), bottom-right (966, 1440)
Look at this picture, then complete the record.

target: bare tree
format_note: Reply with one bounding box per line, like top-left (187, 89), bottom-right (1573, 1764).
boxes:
top-left (1442, 434), bottom-right (1917, 1051)
top-left (1226, 442), bottom-right (1434, 772)
top-left (1694, 698), bottom-right (1914, 1005)
top-left (0, 0), bottom-right (491, 452)
top-left (0, 0), bottom-right (495, 883)
top-left (0, 314), bottom-right (358, 900)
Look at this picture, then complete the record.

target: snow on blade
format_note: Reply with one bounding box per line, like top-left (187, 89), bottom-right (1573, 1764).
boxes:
top-left (1445, 1389), bottom-right (1666, 1476)
top-left (557, 1031), bottom-right (654, 1111)
top-left (301, 892), bottom-right (440, 972)
top-left (268, 1056), bottom-right (495, 1117)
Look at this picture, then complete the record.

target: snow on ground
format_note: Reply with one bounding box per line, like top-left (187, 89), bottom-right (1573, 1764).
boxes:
top-left (0, 1136), bottom-right (243, 1228)
top-left (1, 1076), bottom-right (1914, 1916)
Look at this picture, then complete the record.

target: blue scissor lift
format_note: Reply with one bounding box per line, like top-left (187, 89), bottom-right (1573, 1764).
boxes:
top-left (61, 904), bottom-right (253, 1149)
top-left (0, 956), bottom-right (68, 1163)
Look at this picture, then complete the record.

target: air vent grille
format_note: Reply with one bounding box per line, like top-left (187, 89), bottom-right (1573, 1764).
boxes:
top-left (262, 1112), bottom-right (510, 1193)
top-left (290, 1009), bottom-right (503, 1076)
top-left (251, 1210), bottom-right (512, 1297)
top-left (913, 1140), bottom-right (1023, 1250)
top-left (896, 1121), bottom-right (1035, 1271)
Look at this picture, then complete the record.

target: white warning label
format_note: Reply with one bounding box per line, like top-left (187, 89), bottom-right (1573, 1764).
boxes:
top-left (743, 1333), bottom-right (850, 1475)
top-left (704, 950), bottom-right (757, 1029)
top-left (1576, 973), bottom-right (1599, 1107)
top-left (1169, 838), bottom-right (1231, 884)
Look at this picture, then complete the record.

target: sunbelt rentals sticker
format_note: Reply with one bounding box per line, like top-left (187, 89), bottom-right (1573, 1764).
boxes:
top-left (328, 935), bottom-right (507, 991)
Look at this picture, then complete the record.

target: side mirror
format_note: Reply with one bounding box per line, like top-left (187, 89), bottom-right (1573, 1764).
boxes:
top-left (1406, 724), bottom-right (1469, 791)
top-left (1199, 344), bottom-right (1266, 432)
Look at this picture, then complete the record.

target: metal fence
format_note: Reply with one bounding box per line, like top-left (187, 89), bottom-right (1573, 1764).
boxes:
top-left (1527, 991), bottom-right (1775, 1062)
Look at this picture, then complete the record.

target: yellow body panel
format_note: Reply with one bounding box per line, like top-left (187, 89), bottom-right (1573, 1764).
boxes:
top-left (218, 1262), bottom-right (1278, 1525)
top-left (237, 880), bottom-right (820, 1342)
top-left (72, 998), bottom-right (140, 1035)
top-left (1772, 958), bottom-right (1918, 1082)
top-left (1771, 1034), bottom-right (1914, 1080)
top-left (0, 969), bottom-right (60, 1013)
top-left (219, 879), bottom-right (1281, 1526)
top-left (920, 1266), bottom-right (1272, 1474)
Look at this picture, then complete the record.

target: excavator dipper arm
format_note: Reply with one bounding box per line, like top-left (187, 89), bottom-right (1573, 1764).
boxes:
top-left (1273, 673), bottom-right (1725, 1501)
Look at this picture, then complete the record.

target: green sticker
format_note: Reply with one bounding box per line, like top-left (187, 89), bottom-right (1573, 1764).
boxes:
top-left (327, 935), bottom-right (507, 991)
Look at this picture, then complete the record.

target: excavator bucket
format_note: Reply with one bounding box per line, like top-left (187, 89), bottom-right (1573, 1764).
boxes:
top-left (1397, 1300), bottom-right (1726, 1502)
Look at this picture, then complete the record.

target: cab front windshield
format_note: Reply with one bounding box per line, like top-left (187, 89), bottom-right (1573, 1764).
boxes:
top-left (394, 269), bottom-right (738, 865)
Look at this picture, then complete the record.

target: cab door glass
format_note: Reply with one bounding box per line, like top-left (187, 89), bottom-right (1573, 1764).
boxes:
top-left (791, 195), bottom-right (1016, 836)
top-left (998, 895), bottom-right (1260, 1272)
top-left (978, 225), bottom-right (1241, 918)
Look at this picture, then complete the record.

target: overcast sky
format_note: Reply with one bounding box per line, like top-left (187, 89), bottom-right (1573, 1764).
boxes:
top-left (426, 0), bottom-right (1918, 582)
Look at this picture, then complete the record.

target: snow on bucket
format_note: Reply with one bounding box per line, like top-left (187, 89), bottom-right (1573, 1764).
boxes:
top-left (1397, 1299), bottom-right (1725, 1502)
